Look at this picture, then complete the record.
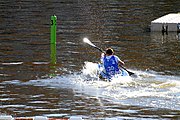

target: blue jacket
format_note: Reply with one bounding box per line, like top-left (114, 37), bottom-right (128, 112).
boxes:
top-left (103, 55), bottom-right (120, 78)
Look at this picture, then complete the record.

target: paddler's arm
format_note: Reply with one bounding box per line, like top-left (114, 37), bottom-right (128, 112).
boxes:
top-left (117, 57), bottom-right (125, 68)
top-left (119, 59), bottom-right (125, 66)
top-left (100, 52), bottom-right (105, 63)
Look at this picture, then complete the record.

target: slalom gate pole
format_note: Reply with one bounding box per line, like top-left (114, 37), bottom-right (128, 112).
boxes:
top-left (51, 15), bottom-right (57, 44)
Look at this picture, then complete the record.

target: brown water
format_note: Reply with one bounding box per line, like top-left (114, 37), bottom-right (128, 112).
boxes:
top-left (0, 0), bottom-right (180, 119)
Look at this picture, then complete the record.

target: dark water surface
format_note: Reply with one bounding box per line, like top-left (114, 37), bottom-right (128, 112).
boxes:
top-left (0, 0), bottom-right (180, 119)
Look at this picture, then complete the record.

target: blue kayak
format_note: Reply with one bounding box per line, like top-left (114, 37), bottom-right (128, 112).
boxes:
top-left (98, 64), bottom-right (130, 80)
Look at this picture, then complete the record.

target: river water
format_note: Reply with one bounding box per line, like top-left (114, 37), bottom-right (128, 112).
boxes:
top-left (0, 0), bottom-right (180, 119)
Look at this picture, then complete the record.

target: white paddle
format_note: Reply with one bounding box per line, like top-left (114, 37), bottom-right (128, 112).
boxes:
top-left (83, 38), bottom-right (104, 53)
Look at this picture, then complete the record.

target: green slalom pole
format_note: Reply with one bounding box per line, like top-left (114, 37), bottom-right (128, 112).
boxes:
top-left (51, 15), bottom-right (57, 64)
top-left (50, 15), bottom-right (57, 65)
top-left (50, 15), bottom-right (57, 77)
top-left (51, 15), bottom-right (57, 44)
top-left (50, 43), bottom-right (56, 65)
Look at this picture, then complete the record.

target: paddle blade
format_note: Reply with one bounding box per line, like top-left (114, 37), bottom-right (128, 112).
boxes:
top-left (83, 38), bottom-right (96, 47)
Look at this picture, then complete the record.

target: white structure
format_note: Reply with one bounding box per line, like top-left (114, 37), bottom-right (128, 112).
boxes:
top-left (0, 116), bottom-right (13, 120)
top-left (105, 118), bottom-right (118, 120)
top-left (69, 116), bottom-right (83, 120)
top-left (151, 13), bottom-right (180, 32)
top-left (34, 116), bottom-right (48, 120)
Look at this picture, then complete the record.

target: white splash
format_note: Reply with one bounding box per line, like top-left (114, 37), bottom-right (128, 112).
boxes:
top-left (12, 61), bottom-right (180, 110)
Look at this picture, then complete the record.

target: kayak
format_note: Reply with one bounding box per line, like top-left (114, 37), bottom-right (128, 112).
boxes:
top-left (97, 63), bottom-right (130, 81)
top-left (83, 62), bottom-right (131, 82)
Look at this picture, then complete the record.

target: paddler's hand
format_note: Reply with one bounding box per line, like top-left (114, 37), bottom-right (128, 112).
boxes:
top-left (101, 53), bottom-right (105, 57)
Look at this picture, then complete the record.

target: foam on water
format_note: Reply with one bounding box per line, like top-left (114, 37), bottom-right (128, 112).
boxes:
top-left (20, 62), bottom-right (180, 110)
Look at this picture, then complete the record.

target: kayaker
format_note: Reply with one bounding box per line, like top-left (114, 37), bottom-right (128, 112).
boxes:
top-left (100, 48), bottom-right (126, 79)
